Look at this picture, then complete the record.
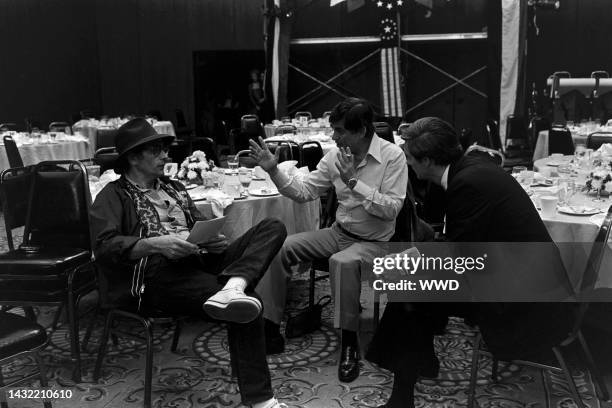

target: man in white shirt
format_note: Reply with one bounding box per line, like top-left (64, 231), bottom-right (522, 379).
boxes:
top-left (249, 98), bottom-right (408, 382)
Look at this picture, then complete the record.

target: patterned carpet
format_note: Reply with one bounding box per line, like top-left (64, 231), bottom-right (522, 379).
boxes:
top-left (1, 217), bottom-right (610, 408)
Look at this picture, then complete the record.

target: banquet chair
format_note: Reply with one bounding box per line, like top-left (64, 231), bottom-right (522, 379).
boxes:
top-left (96, 128), bottom-right (117, 150)
top-left (484, 119), bottom-right (502, 151)
top-left (502, 116), bottom-right (533, 169)
top-left (0, 123), bottom-right (19, 132)
top-left (373, 122), bottom-right (394, 144)
top-left (91, 266), bottom-right (183, 408)
top-left (586, 132), bottom-right (612, 150)
top-left (0, 312), bottom-right (51, 408)
top-left (466, 206), bottom-right (612, 408)
top-left (465, 144), bottom-right (504, 167)
top-left (550, 71), bottom-right (571, 79)
top-left (93, 147), bottom-right (119, 174)
top-left (459, 128), bottom-right (474, 150)
top-left (299, 141), bottom-right (323, 171)
top-left (295, 111), bottom-right (312, 121)
top-left (528, 116), bottom-right (551, 150)
top-left (49, 122), bottom-right (71, 135)
top-left (2, 136), bottom-right (24, 168)
top-left (274, 124), bottom-right (297, 136)
top-left (591, 71), bottom-right (609, 79)
top-left (549, 126), bottom-right (574, 155)
top-left (0, 160), bottom-right (97, 383)
top-left (229, 114), bottom-right (264, 154)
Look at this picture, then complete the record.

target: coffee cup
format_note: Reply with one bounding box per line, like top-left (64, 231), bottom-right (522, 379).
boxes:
top-left (540, 195), bottom-right (558, 218)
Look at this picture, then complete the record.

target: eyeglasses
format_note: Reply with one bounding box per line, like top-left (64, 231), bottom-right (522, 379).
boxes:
top-left (144, 142), bottom-right (170, 156)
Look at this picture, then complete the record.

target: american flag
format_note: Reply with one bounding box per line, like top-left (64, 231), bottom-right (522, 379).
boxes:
top-left (377, 0), bottom-right (404, 117)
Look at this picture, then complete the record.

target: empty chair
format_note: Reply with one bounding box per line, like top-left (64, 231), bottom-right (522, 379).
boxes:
top-left (528, 116), bottom-right (551, 149)
top-left (0, 312), bottom-right (52, 408)
top-left (587, 132), bottom-right (612, 150)
top-left (0, 161), bottom-right (97, 382)
top-left (550, 71), bottom-right (571, 79)
top-left (49, 121), bottom-right (72, 134)
top-left (0, 123), bottom-right (19, 132)
top-left (295, 111), bottom-right (312, 121)
top-left (465, 144), bottom-right (504, 167)
top-left (229, 114), bottom-right (264, 154)
top-left (274, 124), bottom-right (297, 136)
top-left (299, 141), bottom-right (323, 171)
top-left (504, 115), bottom-right (532, 167)
top-left (549, 126), bottom-right (574, 155)
top-left (3, 135), bottom-right (24, 168)
top-left (591, 71), bottom-right (609, 79)
top-left (484, 119), bottom-right (502, 150)
top-left (93, 147), bottom-right (119, 174)
top-left (373, 121), bottom-right (394, 143)
top-left (96, 128), bottom-right (118, 150)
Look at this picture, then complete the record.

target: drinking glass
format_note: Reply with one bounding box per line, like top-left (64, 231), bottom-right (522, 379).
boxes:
top-left (227, 158), bottom-right (239, 172)
top-left (212, 167), bottom-right (225, 189)
top-left (239, 168), bottom-right (252, 191)
top-left (565, 180), bottom-right (576, 205)
top-left (512, 166), bottom-right (527, 182)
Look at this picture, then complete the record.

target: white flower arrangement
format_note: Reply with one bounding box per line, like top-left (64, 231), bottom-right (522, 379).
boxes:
top-left (586, 167), bottom-right (612, 195)
top-left (177, 150), bottom-right (214, 184)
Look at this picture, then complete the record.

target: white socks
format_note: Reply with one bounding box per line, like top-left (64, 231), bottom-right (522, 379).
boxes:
top-left (222, 277), bottom-right (248, 292)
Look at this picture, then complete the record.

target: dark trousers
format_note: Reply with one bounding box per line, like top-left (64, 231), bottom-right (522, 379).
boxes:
top-left (144, 218), bottom-right (287, 405)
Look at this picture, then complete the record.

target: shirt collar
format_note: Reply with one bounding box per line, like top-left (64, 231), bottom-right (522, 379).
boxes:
top-left (364, 134), bottom-right (382, 164)
top-left (441, 165), bottom-right (450, 191)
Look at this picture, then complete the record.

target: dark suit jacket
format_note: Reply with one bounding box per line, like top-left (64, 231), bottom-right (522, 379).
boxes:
top-left (445, 155), bottom-right (576, 360)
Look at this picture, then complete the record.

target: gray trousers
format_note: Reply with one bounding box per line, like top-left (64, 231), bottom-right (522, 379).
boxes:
top-left (255, 224), bottom-right (384, 332)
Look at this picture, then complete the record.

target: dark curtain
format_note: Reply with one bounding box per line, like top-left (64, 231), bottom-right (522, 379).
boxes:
top-left (486, 0), bottom-right (501, 123)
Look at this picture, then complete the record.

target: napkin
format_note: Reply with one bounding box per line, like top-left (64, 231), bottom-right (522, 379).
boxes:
top-left (277, 160), bottom-right (299, 176)
top-left (596, 143), bottom-right (612, 156)
top-left (197, 188), bottom-right (233, 218)
top-left (90, 170), bottom-right (120, 201)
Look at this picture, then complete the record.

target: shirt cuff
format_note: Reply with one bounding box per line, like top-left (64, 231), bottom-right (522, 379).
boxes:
top-left (351, 180), bottom-right (372, 198)
top-left (270, 168), bottom-right (292, 189)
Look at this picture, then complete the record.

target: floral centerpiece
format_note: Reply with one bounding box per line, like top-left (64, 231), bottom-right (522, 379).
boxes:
top-left (177, 150), bottom-right (215, 186)
top-left (585, 168), bottom-right (612, 196)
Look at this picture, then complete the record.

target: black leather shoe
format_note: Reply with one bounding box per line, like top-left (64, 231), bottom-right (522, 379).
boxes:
top-left (338, 344), bottom-right (360, 382)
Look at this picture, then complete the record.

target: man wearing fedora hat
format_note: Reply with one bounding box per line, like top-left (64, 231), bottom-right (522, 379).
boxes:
top-left (91, 118), bottom-right (288, 408)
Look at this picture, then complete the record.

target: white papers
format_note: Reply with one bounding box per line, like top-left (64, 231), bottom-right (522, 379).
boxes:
top-left (186, 217), bottom-right (226, 244)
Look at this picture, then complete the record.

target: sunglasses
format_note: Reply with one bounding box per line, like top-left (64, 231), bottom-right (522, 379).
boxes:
top-left (143, 142), bottom-right (170, 156)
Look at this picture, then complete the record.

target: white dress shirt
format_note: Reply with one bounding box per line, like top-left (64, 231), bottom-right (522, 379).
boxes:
top-left (270, 134), bottom-right (408, 241)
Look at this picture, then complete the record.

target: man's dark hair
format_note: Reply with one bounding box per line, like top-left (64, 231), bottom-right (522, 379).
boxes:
top-left (403, 117), bottom-right (463, 165)
top-left (329, 97), bottom-right (375, 139)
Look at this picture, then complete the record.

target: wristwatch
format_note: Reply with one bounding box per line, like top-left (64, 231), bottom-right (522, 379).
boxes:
top-left (347, 177), bottom-right (358, 190)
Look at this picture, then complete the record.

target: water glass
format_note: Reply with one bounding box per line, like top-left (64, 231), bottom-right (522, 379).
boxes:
top-left (239, 168), bottom-right (252, 190)
top-left (227, 158), bottom-right (239, 172)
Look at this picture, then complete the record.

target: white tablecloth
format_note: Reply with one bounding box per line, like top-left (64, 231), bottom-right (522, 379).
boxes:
top-left (195, 181), bottom-right (320, 242)
top-left (0, 139), bottom-right (93, 172)
top-left (532, 155), bottom-right (611, 290)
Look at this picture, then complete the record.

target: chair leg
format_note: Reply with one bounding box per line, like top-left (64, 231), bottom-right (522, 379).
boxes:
top-left (491, 358), bottom-right (499, 382)
top-left (81, 305), bottom-right (100, 352)
top-left (66, 292), bottom-right (82, 383)
top-left (466, 332), bottom-right (482, 408)
top-left (143, 319), bottom-right (155, 408)
top-left (93, 310), bottom-right (115, 381)
top-left (33, 352), bottom-right (52, 408)
top-left (552, 346), bottom-right (587, 408)
top-left (309, 267), bottom-right (316, 308)
top-left (170, 319), bottom-right (182, 353)
top-left (577, 331), bottom-right (610, 401)
top-left (50, 303), bottom-right (64, 331)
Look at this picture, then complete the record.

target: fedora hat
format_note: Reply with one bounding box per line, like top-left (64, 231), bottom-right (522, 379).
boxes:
top-left (115, 118), bottom-right (175, 158)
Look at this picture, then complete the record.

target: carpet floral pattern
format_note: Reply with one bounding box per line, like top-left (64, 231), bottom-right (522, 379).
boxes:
top-left (0, 219), bottom-right (606, 407)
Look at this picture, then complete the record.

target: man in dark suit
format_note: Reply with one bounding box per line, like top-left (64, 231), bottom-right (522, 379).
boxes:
top-left (366, 117), bottom-right (575, 408)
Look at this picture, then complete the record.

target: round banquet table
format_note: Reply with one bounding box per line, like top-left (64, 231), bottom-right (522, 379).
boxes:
top-left (0, 138), bottom-right (93, 172)
top-left (531, 155), bottom-right (612, 290)
top-left (194, 182), bottom-right (320, 242)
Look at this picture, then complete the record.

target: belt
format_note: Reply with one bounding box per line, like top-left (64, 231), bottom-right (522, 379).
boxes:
top-left (335, 223), bottom-right (379, 242)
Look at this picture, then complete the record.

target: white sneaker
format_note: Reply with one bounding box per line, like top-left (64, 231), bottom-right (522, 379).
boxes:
top-left (203, 287), bottom-right (262, 323)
